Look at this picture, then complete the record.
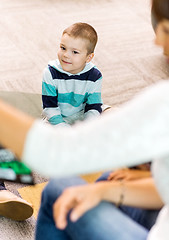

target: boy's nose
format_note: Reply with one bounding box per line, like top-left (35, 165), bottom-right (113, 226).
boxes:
top-left (63, 51), bottom-right (70, 58)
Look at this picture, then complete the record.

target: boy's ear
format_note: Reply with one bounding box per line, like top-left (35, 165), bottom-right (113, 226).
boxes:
top-left (86, 53), bottom-right (94, 63)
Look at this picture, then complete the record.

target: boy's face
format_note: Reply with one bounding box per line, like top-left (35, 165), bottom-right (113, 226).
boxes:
top-left (155, 19), bottom-right (169, 60)
top-left (58, 34), bottom-right (94, 74)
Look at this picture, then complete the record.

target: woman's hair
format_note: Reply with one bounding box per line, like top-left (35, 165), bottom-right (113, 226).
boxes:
top-left (152, 0), bottom-right (169, 22)
top-left (63, 22), bottom-right (98, 54)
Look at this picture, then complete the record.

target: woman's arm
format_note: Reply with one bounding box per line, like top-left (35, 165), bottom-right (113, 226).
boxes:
top-left (0, 81), bottom-right (169, 177)
top-left (102, 177), bottom-right (163, 209)
top-left (53, 177), bottom-right (163, 229)
top-left (23, 81), bottom-right (169, 177)
top-left (0, 100), bottom-right (34, 158)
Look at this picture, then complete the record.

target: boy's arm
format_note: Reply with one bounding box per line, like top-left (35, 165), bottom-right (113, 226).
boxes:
top-left (42, 67), bottom-right (66, 125)
top-left (84, 70), bottom-right (103, 120)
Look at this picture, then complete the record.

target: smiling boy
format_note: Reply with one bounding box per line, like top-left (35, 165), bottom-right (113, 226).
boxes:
top-left (42, 22), bottom-right (103, 126)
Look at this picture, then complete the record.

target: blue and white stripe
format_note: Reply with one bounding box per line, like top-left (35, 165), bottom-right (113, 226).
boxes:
top-left (42, 60), bottom-right (103, 125)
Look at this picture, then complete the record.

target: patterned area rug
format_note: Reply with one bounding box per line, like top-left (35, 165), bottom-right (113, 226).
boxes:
top-left (18, 182), bottom-right (48, 219)
top-left (18, 172), bottom-right (104, 219)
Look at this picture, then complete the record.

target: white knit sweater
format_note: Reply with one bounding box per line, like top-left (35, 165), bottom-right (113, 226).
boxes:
top-left (23, 80), bottom-right (169, 240)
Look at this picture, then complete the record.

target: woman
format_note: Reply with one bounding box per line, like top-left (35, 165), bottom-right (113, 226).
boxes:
top-left (0, 0), bottom-right (169, 239)
top-left (35, 1), bottom-right (169, 239)
top-left (35, 169), bottom-right (162, 240)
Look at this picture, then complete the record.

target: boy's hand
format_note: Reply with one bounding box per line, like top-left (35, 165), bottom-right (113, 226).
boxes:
top-left (53, 184), bottom-right (103, 229)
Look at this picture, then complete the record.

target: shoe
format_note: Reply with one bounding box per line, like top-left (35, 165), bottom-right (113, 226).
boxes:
top-left (0, 190), bottom-right (33, 221)
top-left (102, 105), bottom-right (119, 113)
top-left (102, 104), bottom-right (112, 112)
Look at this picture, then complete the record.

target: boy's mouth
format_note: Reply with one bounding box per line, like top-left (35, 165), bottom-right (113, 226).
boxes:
top-left (62, 60), bottom-right (71, 64)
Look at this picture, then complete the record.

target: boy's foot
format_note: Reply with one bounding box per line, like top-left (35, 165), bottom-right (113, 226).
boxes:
top-left (102, 104), bottom-right (111, 112)
top-left (0, 190), bottom-right (33, 221)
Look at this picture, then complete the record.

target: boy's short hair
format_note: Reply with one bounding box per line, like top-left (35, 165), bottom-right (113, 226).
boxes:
top-left (63, 22), bottom-right (98, 54)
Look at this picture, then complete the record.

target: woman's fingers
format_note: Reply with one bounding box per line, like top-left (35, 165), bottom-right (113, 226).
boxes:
top-left (53, 184), bottom-right (102, 229)
top-left (70, 201), bottom-right (91, 222)
top-left (108, 170), bottom-right (127, 180)
top-left (53, 189), bottom-right (78, 229)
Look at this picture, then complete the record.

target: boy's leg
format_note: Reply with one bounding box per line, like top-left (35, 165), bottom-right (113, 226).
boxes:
top-left (36, 177), bottom-right (148, 240)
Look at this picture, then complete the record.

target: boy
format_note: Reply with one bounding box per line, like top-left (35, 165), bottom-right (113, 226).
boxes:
top-left (42, 22), bottom-right (103, 126)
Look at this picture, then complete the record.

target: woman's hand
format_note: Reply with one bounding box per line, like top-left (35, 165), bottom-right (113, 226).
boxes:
top-left (108, 168), bottom-right (151, 181)
top-left (53, 183), bottom-right (105, 230)
top-left (53, 175), bottom-right (163, 230)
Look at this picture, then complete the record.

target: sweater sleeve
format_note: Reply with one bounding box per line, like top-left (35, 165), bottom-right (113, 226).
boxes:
top-left (23, 81), bottom-right (169, 178)
top-left (42, 67), bottom-right (65, 125)
top-left (84, 69), bottom-right (103, 119)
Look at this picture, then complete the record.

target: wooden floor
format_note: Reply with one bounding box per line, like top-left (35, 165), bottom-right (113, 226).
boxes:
top-left (0, 0), bottom-right (169, 239)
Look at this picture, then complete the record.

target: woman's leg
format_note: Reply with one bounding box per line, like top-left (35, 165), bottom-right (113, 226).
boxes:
top-left (120, 205), bottom-right (159, 231)
top-left (0, 181), bottom-right (6, 190)
top-left (0, 181), bottom-right (33, 221)
top-left (36, 177), bottom-right (148, 240)
top-left (35, 177), bottom-right (86, 240)
top-left (96, 171), bottom-right (111, 182)
top-left (97, 172), bottom-right (160, 230)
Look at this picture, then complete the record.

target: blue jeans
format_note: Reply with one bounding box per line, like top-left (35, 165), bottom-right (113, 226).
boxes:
top-left (35, 173), bottom-right (159, 240)
top-left (0, 181), bottom-right (6, 190)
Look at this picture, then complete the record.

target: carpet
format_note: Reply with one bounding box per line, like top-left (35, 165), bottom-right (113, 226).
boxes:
top-left (18, 182), bottom-right (48, 219)
top-left (18, 171), bottom-right (104, 219)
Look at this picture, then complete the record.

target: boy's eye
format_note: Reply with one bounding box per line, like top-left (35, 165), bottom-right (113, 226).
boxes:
top-left (61, 46), bottom-right (66, 50)
top-left (73, 51), bottom-right (79, 54)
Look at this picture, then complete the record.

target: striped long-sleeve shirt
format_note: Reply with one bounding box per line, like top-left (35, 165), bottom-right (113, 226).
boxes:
top-left (42, 59), bottom-right (103, 125)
